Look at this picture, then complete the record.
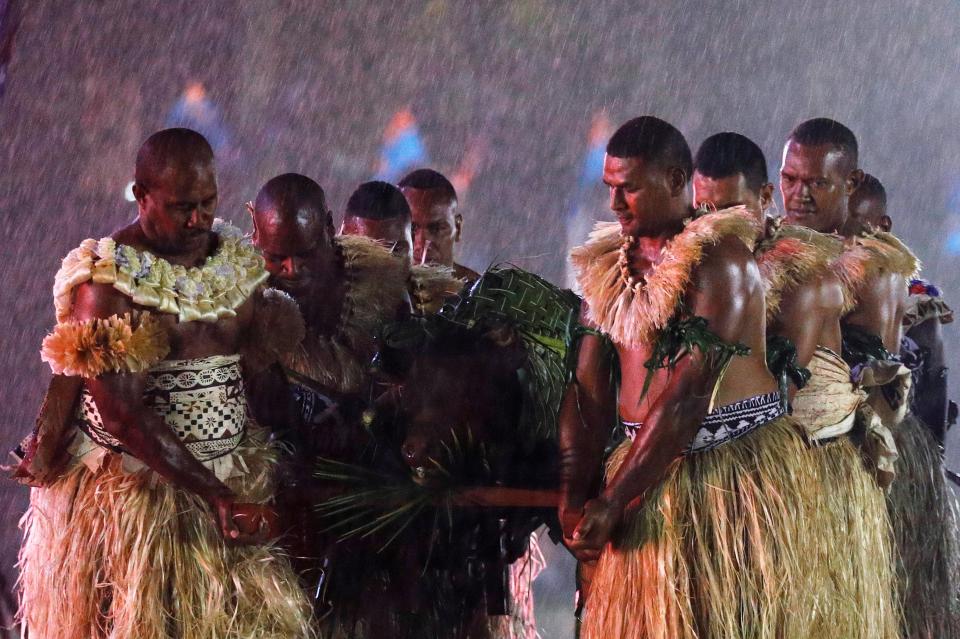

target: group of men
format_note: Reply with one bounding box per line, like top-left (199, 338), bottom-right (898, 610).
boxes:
top-left (10, 114), bottom-right (957, 639)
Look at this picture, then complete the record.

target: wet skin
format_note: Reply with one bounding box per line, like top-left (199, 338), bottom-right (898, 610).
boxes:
top-left (693, 170), bottom-right (844, 383)
top-left (76, 158), bottom-right (266, 545)
top-left (558, 155), bottom-right (777, 560)
top-left (780, 141), bottom-right (905, 352)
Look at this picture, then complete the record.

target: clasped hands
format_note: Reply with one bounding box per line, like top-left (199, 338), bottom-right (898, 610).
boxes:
top-left (560, 495), bottom-right (624, 563)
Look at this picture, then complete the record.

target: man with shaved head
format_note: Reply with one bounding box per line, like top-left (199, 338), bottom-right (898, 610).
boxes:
top-left (399, 168), bottom-right (479, 283)
top-left (559, 117), bottom-right (819, 637)
top-left (693, 131), bottom-right (897, 637)
top-left (250, 173), bottom-right (410, 633)
top-left (17, 129), bottom-right (314, 638)
top-left (781, 119), bottom-right (958, 638)
top-left (339, 180), bottom-right (462, 315)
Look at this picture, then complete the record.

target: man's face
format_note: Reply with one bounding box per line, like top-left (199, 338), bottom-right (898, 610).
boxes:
top-left (692, 171), bottom-right (771, 221)
top-left (843, 193), bottom-right (889, 236)
top-left (253, 208), bottom-right (331, 299)
top-left (136, 160), bottom-right (218, 253)
top-left (340, 215), bottom-right (413, 262)
top-left (779, 141), bottom-right (854, 233)
top-left (403, 187), bottom-right (460, 267)
top-left (602, 155), bottom-right (679, 237)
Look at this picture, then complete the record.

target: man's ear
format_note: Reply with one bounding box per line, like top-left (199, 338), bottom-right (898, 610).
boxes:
top-left (846, 168), bottom-right (865, 195)
top-left (758, 182), bottom-right (775, 213)
top-left (453, 213), bottom-right (463, 243)
top-left (132, 182), bottom-right (148, 207)
top-left (879, 214), bottom-right (893, 233)
top-left (247, 203), bottom-right (261, 243)
top-left (668, 167), bottom-right (688, 196)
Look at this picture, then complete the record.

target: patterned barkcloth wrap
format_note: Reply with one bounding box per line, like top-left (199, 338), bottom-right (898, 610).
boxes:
top-left (18, 223), bottom-right (314, 638)
top-left (73, 355), bottom-right (248, 480)
top-left (583, 405), bottom-right (820, 639)
top-left (790, 346), bottom-right (899, 639)
top-left (622, 391), bottom-right (785, 453)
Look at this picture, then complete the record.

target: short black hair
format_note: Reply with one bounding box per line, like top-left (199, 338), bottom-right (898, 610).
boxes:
top-left (345, 181), bottom-right (411, 220)
top-left (606, 116), bottom-right (692, 182)
top-left (135, 128), bottom-right (214, 189)
top-left (254, 173), bottom-right (327, 220)
top-left (398, 168), bottom-right (458, 202)
top-left (853, 173), bottom-right (886, 206)
top-left (789, 118), bottom-right (859, 169)
top-left (693, 132), bottom-right (769, 193)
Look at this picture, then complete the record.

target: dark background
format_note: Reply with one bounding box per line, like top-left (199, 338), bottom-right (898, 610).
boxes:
top-left (2, 1), bottom-right (959, 635)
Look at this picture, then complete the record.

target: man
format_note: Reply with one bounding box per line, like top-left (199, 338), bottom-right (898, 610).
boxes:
top-left (780, 119), bottom-right (957, 638)
top-left (398, 168), bottom-right (480, 282)
top-left (17, 129), bottom-right (314, 638)
top-left (250, 173), bottom-right (412, 634)
top-left (340, 180), bottom-right (414, 259)
top-left (559, 116), bottom-right (818, 638)
top-left (692, 132), bottom-right (897, 638)
top-left (848, 175), bottom-right (955, 443)
top-left (340, 179), bottom-right (462, 315)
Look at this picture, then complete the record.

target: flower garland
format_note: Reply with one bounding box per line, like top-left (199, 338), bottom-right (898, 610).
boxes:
top-left (53, 220), bottom-right (267, 324)
top-left (41, 311), bottom-right (170, 378)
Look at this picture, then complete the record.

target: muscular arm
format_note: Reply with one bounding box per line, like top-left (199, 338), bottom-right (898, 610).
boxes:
top-left (775, 272), bottom-right (844, 399)
top-left (570, 238), bottom-right (761, 556)
top-left (557, 310), bottom-right (616, 538)
top-left (846, 272), bottom-right (908, 352)
top-left (73, 282), bottom-right (248, 539)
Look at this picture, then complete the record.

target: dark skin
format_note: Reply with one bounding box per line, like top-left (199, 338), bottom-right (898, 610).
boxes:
top-left (693, 171), bottom-right (845, 391)
top-left (402, 186), bottom-right (478, 280)
top-left (80, 158), bottom-right (265, 544)
top-left (781, 142), bottom-right (906, 352)
top-left (559, 155), bottom-right (776, 561)
top-left (863, 199), bottom-right (949, 437)
top-left (253, 201), bottom-right (346, 335)
top-left (340, 214), bottom-right (413, 262)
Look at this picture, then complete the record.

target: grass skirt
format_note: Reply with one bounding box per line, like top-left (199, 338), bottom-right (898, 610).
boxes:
top-left (18, 425), bottom-right (316, 639)
top-left (887, 412), bottom-right (960, 638)
top-left (581, 416), bottom-right (819, 639)
top-left (805, 438), bottom-right (898, 639)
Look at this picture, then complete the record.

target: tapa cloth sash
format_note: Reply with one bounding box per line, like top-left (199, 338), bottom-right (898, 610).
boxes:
top-left (75, 354), bottom-right (246, 476)
top-left (622, 391), bottom-right (785, 454)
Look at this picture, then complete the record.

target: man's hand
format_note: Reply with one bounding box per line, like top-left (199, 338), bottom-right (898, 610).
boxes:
top-left (210, 493), bottom-right (275, 545)
top-left (564, 496), bottom-right (622, 562)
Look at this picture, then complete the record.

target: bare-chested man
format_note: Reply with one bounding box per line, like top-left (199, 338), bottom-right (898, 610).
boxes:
top-left (399, 168), bottom-right (480, 282)
top-left (17, 129), bottom-right (313, 638)
top-left (558, 117), bottom-right (818, 638)
top-left (780, 119), bottom-right (957, 638)
top-left (340, 180), bottom-right (462, 315)
top-left (693, 131), bottom-right (897, 638)
top-left (851, 175), bottom-right (955, 443)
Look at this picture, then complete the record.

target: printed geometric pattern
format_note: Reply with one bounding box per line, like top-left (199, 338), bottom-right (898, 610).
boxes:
top-left (688, 391), bottom-right (784, 453)
top-left (77, 355), bottom-right (247, 462)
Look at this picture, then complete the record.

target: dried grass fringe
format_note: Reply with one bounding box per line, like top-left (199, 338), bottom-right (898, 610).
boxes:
top-left (887, 413), bottom-right (960, 639)
top-left (582, 416), bottom-right (821, 639)
top-left (805, 438), bottom-right (899, 639)
top-left (18, 425), bottom-right (316, 639)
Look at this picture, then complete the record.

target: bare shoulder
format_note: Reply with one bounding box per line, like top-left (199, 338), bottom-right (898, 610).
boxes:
top-left (816, 270), bottom-right (845, 313)
top-left (71, 281), bottom-right (134, 321)
top-left (695, 235), bottom-right (758, 290)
